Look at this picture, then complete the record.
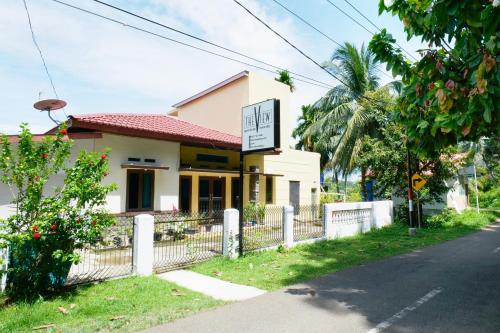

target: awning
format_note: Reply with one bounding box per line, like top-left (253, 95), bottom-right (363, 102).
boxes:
top-left (121, 162), bottom-right (170, 170)
top-left (178, 167), bottom-right (283, 177)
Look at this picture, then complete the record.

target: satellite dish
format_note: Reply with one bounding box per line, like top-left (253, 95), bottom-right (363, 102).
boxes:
top-left (34, 99), bottom-right (67, 124)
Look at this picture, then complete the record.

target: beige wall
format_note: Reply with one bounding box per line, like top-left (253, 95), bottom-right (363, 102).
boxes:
top-left (173, 71), bottom-right (319, 207)
top-left (174, 76), bottom-right (249, 136)
top-left (247, 72), bottom-right (291, 149)
top-left (263, 150), bottom-right (321, 206)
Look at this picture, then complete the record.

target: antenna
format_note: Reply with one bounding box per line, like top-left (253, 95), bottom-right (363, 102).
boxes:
top-left (33, 99), bottom-right (67, 125)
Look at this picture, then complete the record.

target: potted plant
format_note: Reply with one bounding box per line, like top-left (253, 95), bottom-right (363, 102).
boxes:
top-left (154, 224), bottom-right (163, 242)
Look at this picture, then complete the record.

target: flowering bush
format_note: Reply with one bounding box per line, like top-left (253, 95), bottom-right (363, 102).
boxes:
top-left (0, 124), bottom-right (116, 298)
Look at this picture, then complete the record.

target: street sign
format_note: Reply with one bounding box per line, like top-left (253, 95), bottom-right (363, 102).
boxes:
top-left (241, 99), bottom-right (280, 152)
top-left (411, 173), bottom-right (426, 190)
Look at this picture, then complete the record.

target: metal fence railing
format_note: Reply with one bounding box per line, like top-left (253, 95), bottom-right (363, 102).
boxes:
top-left (293, 204), bottom-right (324, 242)
top-left (153, 210), bottom-right (224, 273)
top-left (65, 215), bottom-right (134, 285)
top-left (243, 205), bottom-right (284, 252)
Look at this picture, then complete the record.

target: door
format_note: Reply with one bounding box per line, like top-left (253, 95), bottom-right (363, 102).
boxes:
top-left (231, 178), bottom-right (240, 209)
top-left (199, 178), bottom-right (225, 212)
top-left (179, 176), bottom-right (192, 212)
top-left (289, 181), bottom-right (300, 213)
top-left (127, 170), bottom-right (154, 212)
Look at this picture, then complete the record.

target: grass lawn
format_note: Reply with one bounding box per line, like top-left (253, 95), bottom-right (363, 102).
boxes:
top-left (0, 276), bottom-right (224, 333)
top-left (192, 210), bottom-right (498, 291)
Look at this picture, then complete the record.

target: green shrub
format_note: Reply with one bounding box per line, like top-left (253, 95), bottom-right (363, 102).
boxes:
top-left (425, 208), bottom-right (457, 229)
top-left (0, 125), bottom-right (116, 299)
top-left (479, 187), bottom-right (500, 208)
top-left (243, 202), bottom-right (265, 224)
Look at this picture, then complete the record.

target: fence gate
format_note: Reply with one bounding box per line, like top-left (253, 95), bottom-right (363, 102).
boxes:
top-left (293, 204), bottom-right (325, 242)
top-left (66, 215), bottom-right (134, 285)
top-left (153, 211), bottom-right (224, 272)
top-left (243, 205), bottom-right (284, 252)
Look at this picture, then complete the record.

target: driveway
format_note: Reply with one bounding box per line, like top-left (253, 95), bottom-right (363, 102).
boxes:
top-left (144, 224), bottom-right (500, 333)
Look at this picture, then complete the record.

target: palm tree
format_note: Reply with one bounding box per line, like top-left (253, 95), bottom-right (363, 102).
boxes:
top-left (305, 42), bottom-right (397, 197)
top-left (275, 69), bottom-right (295, 92)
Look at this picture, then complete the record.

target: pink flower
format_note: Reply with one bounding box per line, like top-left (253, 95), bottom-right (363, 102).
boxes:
top-left (101, 153), bottom-right (108, 160)
top-left (415, 83), bottom-right (422, 96)
top-left (445, 79), bottom-right (455, 89)
top-left (436, 61), bottom-right (444, 71)
top-left (33, 233), bottom-right (41, 239)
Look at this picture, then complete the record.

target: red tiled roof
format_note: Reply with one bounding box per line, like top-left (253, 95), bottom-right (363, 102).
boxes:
top-left (68, 113), bottom-right (241, 150)
top-left (7, 132), bottom-right (102, 144)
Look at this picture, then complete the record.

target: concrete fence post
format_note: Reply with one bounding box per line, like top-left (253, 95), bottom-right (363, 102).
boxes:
top-left (283, 205), bottom-right (294, 248)
top-left (0, 246), bottom-right (8, 292)
top-left (223, 209), bottom-right (239, 259)
top-left (133, 214), bottom-right (154, 276)
top-left (324, 204), bottom-right (335, 239)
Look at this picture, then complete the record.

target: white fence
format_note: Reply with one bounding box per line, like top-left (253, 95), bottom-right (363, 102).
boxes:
top-left (0, 201), bottom-right (394, 288)
top-left (324, 201), bottom-right (393, 240)
top-left (0, 246), bottom-right (7, 292)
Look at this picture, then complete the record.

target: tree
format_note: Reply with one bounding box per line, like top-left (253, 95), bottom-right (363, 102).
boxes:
top-left (369, 0), bottom-right (499, 157)
top-left (292, 104), bottom-right (317, 151)
top-left (275, 69), bottom-right (295, 92)
top-left (305, 42), bottom-right (397, 194)
top-left (0, 125), bottom-right (116, 298)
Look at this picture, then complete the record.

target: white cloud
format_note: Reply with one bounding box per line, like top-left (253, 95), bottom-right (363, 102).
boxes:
top-left (0, 0), bottom-right (328, 134)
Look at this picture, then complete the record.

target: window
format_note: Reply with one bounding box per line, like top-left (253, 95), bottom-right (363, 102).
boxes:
top-left (196, 153), bottom-right (228, 164)
top-left (266, 176), bottom-right (273, 204)
top-left (127, 170), bottom-right (154, 211)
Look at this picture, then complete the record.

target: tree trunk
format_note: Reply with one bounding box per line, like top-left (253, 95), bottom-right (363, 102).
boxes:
top-left (361, 167), bottom-right (366, 202)
top-left (334, 171), bottom-right (340, 194)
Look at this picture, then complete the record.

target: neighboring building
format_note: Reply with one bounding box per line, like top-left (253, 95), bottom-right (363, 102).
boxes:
top-left (0, 71), bottom-right (320, 217)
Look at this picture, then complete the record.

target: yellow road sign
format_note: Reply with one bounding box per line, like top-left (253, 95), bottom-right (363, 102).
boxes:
top-left (412, 174), bottom-right (427, 190)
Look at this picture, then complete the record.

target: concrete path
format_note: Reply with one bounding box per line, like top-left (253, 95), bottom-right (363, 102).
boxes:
top-left (146, 224), bottom-right (500, 333)
top-left (157, 270), bottom-right (266, 301)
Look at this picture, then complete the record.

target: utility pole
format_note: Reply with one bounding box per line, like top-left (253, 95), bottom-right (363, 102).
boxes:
top-left (238, 152), bottom-right (244, 256)
top-left (407, 146), bottom-right (416, 235)
top-left (473, 164), bottom-right (480, 213)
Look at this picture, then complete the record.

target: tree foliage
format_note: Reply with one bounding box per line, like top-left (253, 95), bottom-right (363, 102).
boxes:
top-left (275, 69), bottom-right (295, 92)
top-left (305, 43), bottom-right (397, 176)
top-left (369, 0), bottom-right (499, 157)
top-left (0, 124), bottom-right (116, 298)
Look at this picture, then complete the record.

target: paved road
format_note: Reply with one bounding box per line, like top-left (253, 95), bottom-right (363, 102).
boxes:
top-left (145, 224), bottom-right (500, 333)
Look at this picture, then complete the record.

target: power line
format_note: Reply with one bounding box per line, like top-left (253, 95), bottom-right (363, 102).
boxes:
top-left (269, 0), bottom-right (393, 80)
top-left (232, 0), bottom-right (352, 89)
top-left (341, 0), bottom-right (418, 61)
top-left (49, 0), bottom-right (333, 90)
top-left (233, 0), bottom-right (393, 107)
top-left (325, 0), bottom-right (375, 35)
top-left (89, 0), bottom-right (332, 89)
top-left (22, 0), bottom-right (67, 117)
top-left (271, 0), bottom-right (341, 48)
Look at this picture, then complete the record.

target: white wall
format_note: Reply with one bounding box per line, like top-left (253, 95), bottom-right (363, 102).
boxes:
top-left (95, 134), bottom-right (180, 213)
top-left (325, 200), bottom-right (393, 239)
top-left (0, 134), bottom-right (181, 218)
top-left (0, 138), bottom-right (95, 219)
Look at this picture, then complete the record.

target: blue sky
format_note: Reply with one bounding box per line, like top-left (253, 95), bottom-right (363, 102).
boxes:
top-left (0, 0), bottom-right (425, 135)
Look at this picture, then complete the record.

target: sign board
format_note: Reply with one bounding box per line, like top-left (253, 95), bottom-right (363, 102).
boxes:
top-left (411, 173), bottom-right (427, 191)
top-left (458, 166), bottom-right (475, 177)
top-left (242, 99), bottom-right (280, 153)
